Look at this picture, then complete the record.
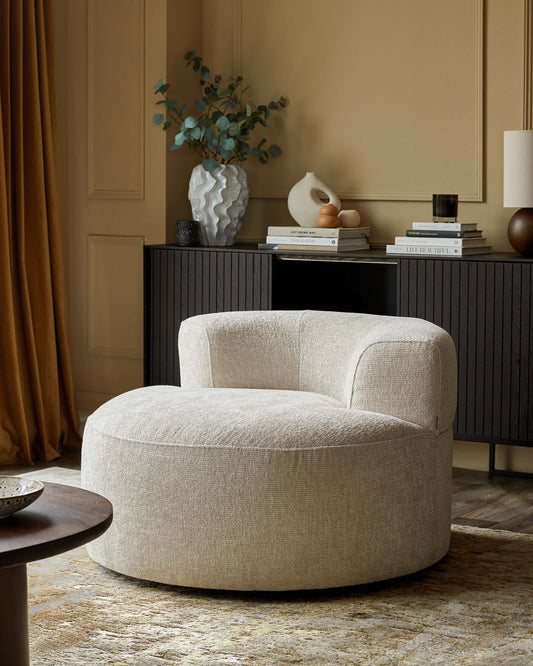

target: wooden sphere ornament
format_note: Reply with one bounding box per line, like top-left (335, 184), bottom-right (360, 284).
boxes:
top-left (508, 208), bottom-right (533, 257)
top-left (317, 204), bottom-right (340, 228)
top-left (338, 209), bottom-right (361, 228)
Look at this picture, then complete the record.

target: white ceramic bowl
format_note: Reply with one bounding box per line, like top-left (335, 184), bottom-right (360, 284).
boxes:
top-left (0, 477), bottom-right (44, 518)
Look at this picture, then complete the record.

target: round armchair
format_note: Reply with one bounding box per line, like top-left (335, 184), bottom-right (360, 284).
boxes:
top-left (82, 310), bottom-right (457, 591)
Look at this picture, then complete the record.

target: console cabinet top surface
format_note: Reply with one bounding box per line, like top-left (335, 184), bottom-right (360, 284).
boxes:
top-left (146, 243), bottom-right (531, 263)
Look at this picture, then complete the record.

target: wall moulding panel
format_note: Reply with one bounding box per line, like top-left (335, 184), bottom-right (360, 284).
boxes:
top-left (524, 0), bottom-right (533, 129)
top-left (87, 0), bottom-right (145, 199)
top-left (88, 235), bottom-right (145, 359)
top-left (232, 0), bottom-right (484, 202)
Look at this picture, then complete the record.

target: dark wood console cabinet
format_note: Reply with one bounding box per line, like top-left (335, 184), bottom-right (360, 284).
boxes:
top-left (144, 245), bottom-right (533, 453)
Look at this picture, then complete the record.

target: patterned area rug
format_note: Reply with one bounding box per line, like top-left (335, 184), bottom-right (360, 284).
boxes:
top-left (21, 469), bottom-right (533, 665)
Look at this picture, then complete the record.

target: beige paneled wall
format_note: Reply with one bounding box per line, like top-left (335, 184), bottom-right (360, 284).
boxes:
top-left (165, 1), bottom-right (202, 241)
top-left (241, 0), bottom-right (483, 202)
top-left (55, 0), bottom-right (177, 412)
top-left (203, 0), bottom-right (526, 251)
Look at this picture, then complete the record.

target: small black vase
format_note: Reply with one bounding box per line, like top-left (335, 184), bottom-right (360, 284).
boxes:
top-left (176, 220), bottom-right (199, 247)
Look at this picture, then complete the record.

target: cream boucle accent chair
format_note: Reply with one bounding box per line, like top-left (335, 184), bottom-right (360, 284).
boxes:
top-left (82, 310), bottom-right (457, 591)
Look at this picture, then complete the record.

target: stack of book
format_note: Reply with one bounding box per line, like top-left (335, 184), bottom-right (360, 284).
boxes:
top-left (386, 222), bottom-right (492, 256)
top-left (261, 226), bottom-right (371, 253)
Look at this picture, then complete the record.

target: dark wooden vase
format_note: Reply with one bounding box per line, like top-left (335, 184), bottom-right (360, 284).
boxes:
top-left (508, 208), bottom-right (533, 257)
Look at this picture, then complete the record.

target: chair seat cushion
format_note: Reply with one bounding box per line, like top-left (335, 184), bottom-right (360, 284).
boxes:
top-left (83, 385), bottom-right (450, 590)
top-left (88, 385), bottom-right (425, 451)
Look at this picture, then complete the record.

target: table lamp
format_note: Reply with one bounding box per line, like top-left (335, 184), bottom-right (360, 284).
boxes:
top-left (504, 130), bottom-right (533, 257)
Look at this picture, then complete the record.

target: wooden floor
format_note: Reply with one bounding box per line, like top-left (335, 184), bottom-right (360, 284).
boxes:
top-left (452, 467), bottom-right (533, 534)
top-left (3, 453), bottom-right (533, 534)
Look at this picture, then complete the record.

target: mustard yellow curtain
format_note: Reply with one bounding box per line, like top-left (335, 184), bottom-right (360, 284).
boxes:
top-left (0, 0), bottom-right (80, 464)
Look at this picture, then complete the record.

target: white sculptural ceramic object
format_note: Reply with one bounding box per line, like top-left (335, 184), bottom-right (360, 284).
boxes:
top-left (189, 164), bottom-right (249, 246)
top-left (287, 172), bottom-right (341, 227)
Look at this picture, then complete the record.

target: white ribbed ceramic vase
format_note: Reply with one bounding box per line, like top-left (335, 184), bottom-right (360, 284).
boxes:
top-left (188, 164), bottom-right (249, 246)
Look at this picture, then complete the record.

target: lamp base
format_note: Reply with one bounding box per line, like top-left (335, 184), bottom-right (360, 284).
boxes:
top-left (508, 208), bottom-right (533, 257)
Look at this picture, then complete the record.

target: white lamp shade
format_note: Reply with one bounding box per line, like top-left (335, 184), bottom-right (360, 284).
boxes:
top-left (504, 130), bottom-right (533, 208)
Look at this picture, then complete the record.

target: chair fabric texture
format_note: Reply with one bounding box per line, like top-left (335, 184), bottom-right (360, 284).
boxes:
top-left (82, 310), bottom-right (457, 591)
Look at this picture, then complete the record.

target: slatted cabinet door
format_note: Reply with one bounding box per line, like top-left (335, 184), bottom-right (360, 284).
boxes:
top-left (144, 247), bottom-right (272, 386)
top-left (397, 258), bottom-right (533, 446)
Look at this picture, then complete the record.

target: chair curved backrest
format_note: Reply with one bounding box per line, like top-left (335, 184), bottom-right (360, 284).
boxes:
top-left (178, 310), bottom-right (457, 434)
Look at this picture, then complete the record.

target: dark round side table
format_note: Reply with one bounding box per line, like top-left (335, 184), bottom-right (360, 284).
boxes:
top-left (0, 482), bottom-right (113, 666)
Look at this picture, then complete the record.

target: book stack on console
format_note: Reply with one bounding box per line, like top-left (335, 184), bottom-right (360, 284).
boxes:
top-left (261, 226), bottom-right (371, 253)
top-left (386, 222), bottom-right (492, 256)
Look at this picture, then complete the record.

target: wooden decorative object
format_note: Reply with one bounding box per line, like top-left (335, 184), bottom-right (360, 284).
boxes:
top-left (317, 203), bottom-right (340, 228)
top-left (508, 208), bottom-right (533, 257)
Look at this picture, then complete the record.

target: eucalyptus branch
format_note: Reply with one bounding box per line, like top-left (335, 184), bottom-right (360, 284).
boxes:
top-left (153, 51), bottom-right (285, 173)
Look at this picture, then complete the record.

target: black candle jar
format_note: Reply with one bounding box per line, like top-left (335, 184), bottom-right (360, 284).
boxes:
top-left (176, 220), bottom-right (199, 247)
top-left (432, 194), bottom-right (458, 222)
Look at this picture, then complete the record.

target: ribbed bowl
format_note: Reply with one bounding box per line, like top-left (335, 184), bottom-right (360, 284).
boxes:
top-left (0, 477), bottom-right (44, 518)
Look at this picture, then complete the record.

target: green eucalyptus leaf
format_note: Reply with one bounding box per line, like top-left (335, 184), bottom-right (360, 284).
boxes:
top-left (205, 128), bottom-right (218, 150)
top-left (199, 117), bottom-right (212, 128)
top-left (248, 147), bottom-right (261, 157)
top-left (228, 124), bottom-right (240, 137)
top-left (165, 100), bottom-right (179, 109)
top-left (195, 100), bottom-right (207, 112)
top-left (217, 87), bottom-right (230, 96)
top-left (220, 137), bottom-right (235, 151)
top-left (269, 144), bottom-right (282, 157)
top-left (169, 143), bottom-right (179, 151)
top-left (154, 78), bottom-right (164, 90)
top-left (216, 116), bottom-right (230, 131)
top-left (259, 151), bottom-right (269, 164)
top-left (163, 121), bottom-right (174, 131)
top-left (152, 113), bottom-right (164, 125)
top-left (215, 74), bottom-right (222, 83)
top-left (184, 116), bottom-right (198, 129)
top-left (202, 158), bottom-right (219, 172)
top-left (174, 132), bottom-right (187, 147)
top-left (178, 104), bottom-right (186, 116)
top-left (258, 138), bottom-right (267, 148)
top-left (245, 104), bottom-right (252, 117)
top-left (190, 127), bottom-right (202, 140)
top-left (211, 110), bottom-right (223, 123)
